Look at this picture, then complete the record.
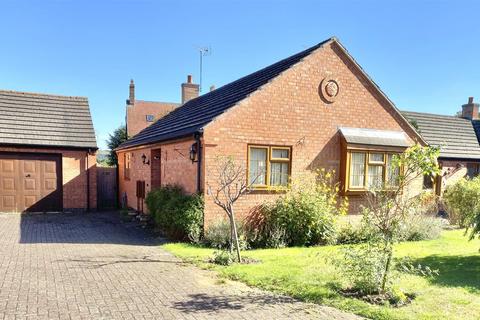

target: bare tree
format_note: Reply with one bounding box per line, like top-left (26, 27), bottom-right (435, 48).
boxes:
top-left (207, 156), bottom-right (257, 262)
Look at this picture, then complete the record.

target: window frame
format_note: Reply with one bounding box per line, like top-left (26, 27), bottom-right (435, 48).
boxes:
top-left (247, 145), bottom-right (292, 189)
top-left (124, 152), bottom-right (131, 181)
top-left (348, 152), bottom-right (367, 189)
top-left (422, 173), bottom-right (434, 190)
top-left (344, 147), bottom-right (402, 193)
top-left (467, 163), bottom-right (480, 178)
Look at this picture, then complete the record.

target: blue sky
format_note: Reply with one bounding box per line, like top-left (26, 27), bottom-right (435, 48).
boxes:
top-left (1, 0), bottom-right (479, 149)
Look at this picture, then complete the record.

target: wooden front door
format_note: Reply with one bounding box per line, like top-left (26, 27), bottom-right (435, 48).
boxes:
top-left (0, 153), bottom-right (62, 213)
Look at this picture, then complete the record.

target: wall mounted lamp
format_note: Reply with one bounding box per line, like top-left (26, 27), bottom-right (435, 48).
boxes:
top-left (141, 153), bottom-right (150, 165)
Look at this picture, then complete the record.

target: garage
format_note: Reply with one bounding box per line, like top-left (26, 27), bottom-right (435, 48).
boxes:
top-left (0, 89), bottom-right (98, 213)
top-left (0, 153), bottom-right (62, 213)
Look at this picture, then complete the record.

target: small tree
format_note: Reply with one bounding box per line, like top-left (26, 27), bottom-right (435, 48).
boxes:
top-left (106, 125), bottom-right (127, 166)
top-left (360, 144), bottom-right (440, 292)
top-left (207, 156), bottom-right (255, 263)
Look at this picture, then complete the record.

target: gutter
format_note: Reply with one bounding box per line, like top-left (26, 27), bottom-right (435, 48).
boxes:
top-left (194, 130), bottom-right (203, 193)
top-left (86, 149), bottom-right (91, 212)
top-left (438, 157), bottom-right (480, 163)
top-left (115, 132), bottom-right (196, 152)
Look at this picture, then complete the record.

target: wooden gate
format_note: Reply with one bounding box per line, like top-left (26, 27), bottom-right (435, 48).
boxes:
top-left (97, 167), bottom-right (117, 210)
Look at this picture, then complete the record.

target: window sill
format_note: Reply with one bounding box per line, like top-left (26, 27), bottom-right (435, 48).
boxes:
top-left (343, 188), bottom-right (398, 196)
top-left (248, 187), bottom-right (288, 194)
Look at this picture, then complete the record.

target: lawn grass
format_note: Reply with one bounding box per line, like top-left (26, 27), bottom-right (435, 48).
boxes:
top-left (162, 229), bottom-right (480, 320)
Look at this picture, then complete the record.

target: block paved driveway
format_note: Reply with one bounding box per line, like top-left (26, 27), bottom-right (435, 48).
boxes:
top-left (0, 212), bottom-right (361, 320)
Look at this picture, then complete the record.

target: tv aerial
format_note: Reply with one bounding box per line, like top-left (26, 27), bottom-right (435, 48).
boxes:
top-left (198, 46), bottom-right (211, 93)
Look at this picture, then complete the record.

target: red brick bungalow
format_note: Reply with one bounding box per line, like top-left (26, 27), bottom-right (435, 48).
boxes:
top-left (116, 37), bottom-right (425, 225)
top-left (0, 90), bottom-right (97, 213)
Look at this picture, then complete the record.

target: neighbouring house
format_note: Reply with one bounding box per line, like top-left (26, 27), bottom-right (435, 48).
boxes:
top-left (125, 80), bottom-right (182, 137)
top-left (403, 97), bottom-right (480, 194)
top-left (116, 37), bottom-right (425, 225)
top-left (0, 90), bottom-right (97, 213)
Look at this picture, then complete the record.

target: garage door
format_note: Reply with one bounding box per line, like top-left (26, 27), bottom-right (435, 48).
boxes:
top-left (0, 154), bottom-right (62, 213)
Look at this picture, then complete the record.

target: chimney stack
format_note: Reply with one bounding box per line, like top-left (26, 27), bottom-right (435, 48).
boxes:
top-left (210, 85), bottom-right (216, 92)
top-left (127, 79), bottom-right (135, 105)
top-left (461, 97), bottom-right (479, 120)
top-left (181, 74), bottom-right (199, 104)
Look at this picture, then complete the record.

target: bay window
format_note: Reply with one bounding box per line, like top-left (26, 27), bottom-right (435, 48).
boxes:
top-left (346, 150), bottom-right (399, 191)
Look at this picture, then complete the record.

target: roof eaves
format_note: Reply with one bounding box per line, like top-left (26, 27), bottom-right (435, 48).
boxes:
top-left (0, 89), bottom-right (88, 101)
top-left (0, 142), bottom-right (98, 151)
top-left (115, 130), bottom-right (199, 152)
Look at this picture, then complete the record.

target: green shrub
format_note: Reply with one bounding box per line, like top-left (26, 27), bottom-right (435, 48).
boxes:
top-left (336, 219), bottom-right (377, 244)
top-left (145, 185), bottom-right (203, 243)
top-left (210, 250), bottom-right (234, 266)
top-left (334, 242), bottom-right (390, 294)
top-left (396, 214), bottom-right (446, 241)
top-left (203, 220), bottom-right (230, 249)
top-left (245, 210), bottom-right (288, 249)
top-left (260, 169), bottom-right (347, 247)
top-left (203, 220), bottom-right (249, 250)
top-left (269, 193), bottom-right (337, 246)
top-left (334, 244), bottom-right (440, 297)
top-left (444, 177), bottom-right (480, 229)
top-left (262, 223), bottom-right (288, 249)
top-left (416, 190), bottom-right (440, 215)
top-left (336, 208), bottom-right (445, 245)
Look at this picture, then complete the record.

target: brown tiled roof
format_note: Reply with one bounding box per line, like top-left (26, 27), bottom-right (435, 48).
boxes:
top-left (0, 90), bottom-right (97, 149)
top-left (402, 110), bottom-right (480, 160)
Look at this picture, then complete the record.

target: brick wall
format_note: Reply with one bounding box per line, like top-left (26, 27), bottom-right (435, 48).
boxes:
top-left (439, 160), bottom-right (473, 193)
top-left (0, 146), bottom-right (97, 211)
top-left (117, 138), bottom-right (198, 212)
top-left (202, 41), bottom-right (421, 225)
top-left (126, 101), bottom-right (178, 137)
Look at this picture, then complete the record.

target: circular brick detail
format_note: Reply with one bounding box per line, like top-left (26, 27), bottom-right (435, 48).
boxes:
top-left (320, 77), bottom-right (340, 103)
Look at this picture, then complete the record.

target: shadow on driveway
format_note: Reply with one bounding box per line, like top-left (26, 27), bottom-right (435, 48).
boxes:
top-left (172, 292), bottom-right (302, 313)
top-left (16, 211), bottom-right (161, 246)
